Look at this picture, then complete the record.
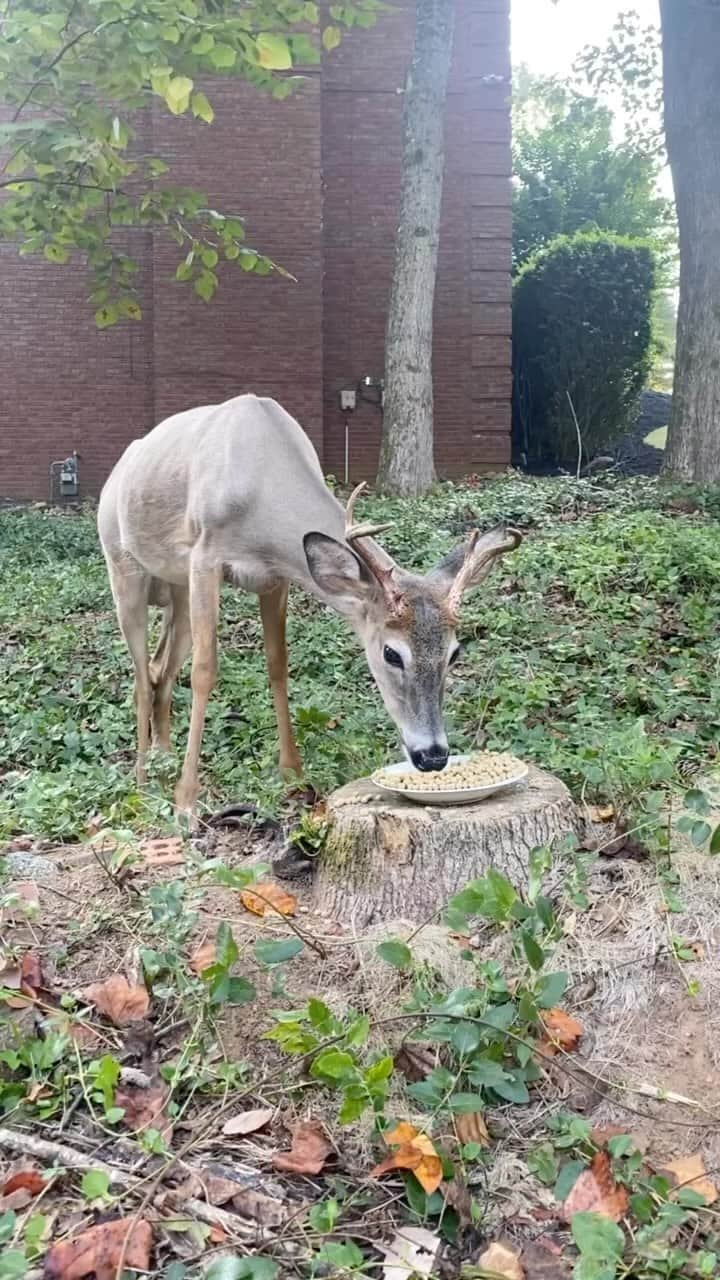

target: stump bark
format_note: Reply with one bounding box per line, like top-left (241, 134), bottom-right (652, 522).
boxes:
top-left (313, 764), bottom-right (579, 925)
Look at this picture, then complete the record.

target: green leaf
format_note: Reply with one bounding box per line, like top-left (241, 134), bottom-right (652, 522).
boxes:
top-left (338, 1092), bottom-right (367, 1123)
top-left (308, 1197), bottom-right (339, 1233)
top-left (43, 244), bottom-right (69, 265)
top-left (684, 788), bottom-right (710, 815)
top-left (0, 1212), bottom-right (17, 1244)
top-left (521, 930), bottom-right (545, 971)
top-left (256, 33), bottom-right (293, 70)
top-left (527, 1142), bottom-right (559, 1185)
top-left (104, 1107), bottom-right (125, 1124)
top-left (450, 1022), bottom-right (482, 1056)
top-left (226, 976), bottom-right (256, 1004)
top-left (81, 1169), bottom-right (111, 1200)
top-left (310, 1049), bottom-right (355, 1080)
top-left (254, 937), bottom-right (303, 966)
top-left (164, 76), bottom-right (194, 115)
top-left (210, 43), bottom-right (237, 68)
top-left (690, 819), bottom-right (711, 847)
top-left (192, 33), bottom-right (215, 54)
top-left (94, 1055), bottom-right (121, 1109)
top-left (554, 1158), bottom-right (587, 1201)
top-left (201, 247), bottom-right (219, 269)
top-left (95, 305), bottom-right (118, 329)
top-left (710, 824), bottom-right (720, 855)
top-left (194, 271), bottom-right (217, 302)
top-left (322, 25), bottom-right (342, 50)
top-left (206, 1259), bottom-right (278, 1280)
top-left (314, 1240), bottom-right (364, 1269)
top-left (215, 922), bottom-right (239, 969)
top-left (176, 261), bottom-right (193, 282)
top-left (364, 1055), bottom-right (393, 1084)
top-left (536, 971), bottom-right (568, 1009)
top-left (191, 92), bottom-right (215, 124)
top-left (376, 939), bottom-right (412, 970)
top-left (571, 1211), bottom-right (625, 1260)
top-left (0, 1252), bottom-right (27, 1280)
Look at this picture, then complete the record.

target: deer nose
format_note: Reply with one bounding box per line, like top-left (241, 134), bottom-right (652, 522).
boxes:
top-left (411, 745), bottom-right (449, 772)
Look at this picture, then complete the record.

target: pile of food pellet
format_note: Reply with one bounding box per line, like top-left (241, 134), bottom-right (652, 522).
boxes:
top-left (373, 751), bottom-right (525, 793)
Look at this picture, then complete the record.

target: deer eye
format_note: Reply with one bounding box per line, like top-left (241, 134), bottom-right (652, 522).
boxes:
top-left (383, 644), bottom-right (404, 670)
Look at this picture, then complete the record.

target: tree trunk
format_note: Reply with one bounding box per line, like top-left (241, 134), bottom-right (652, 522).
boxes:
top-left (377, 0), bottom-right (455, 497)
top-left (313, 765), bottom-right (579, 926)
top-left (660, 0), bottom-right (720, 482)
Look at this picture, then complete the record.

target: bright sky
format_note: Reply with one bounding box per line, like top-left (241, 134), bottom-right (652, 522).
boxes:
top-left (511, 0), bottom-right (661, 77)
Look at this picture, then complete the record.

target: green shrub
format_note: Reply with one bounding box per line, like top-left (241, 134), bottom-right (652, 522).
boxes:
top-left (512, 231), bottom-right (656, 470)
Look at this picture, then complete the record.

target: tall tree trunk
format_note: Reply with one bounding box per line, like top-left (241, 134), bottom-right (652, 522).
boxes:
top-left (377, 0), bottom-right (455, 497)
top-left (660, 0), bottom-right (720, 482)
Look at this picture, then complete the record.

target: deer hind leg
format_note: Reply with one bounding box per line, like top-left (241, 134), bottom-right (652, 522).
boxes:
top-left (149, 585), bottom-right (191, 752)
top-left (260, 582), bottom-right (303, 778)
top-left (174, 566), bottom-right (221, 817)
top-left (106, 555), bottom-right (152, 785)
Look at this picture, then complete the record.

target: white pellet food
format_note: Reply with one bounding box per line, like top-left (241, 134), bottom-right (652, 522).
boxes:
top-left (374, 751), bottom-right (524, 793)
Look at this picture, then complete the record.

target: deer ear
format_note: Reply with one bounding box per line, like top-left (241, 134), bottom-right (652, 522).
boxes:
top-left (304, 532), bottom-right (372, 614)
top-left (428, 526), bottom-right (521, 596)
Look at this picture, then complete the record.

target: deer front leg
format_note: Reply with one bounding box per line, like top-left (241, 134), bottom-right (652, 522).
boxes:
top-left (260, 583), bottom-right (303, 778)
top-left (175, 567), bottom-right (221, 817)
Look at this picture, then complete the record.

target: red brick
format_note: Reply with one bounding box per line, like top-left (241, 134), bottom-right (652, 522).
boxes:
top-left (470, 270), bottom-right (511, 303)
top-left (472, 335), bottom-right (512, 366)
top-left (471, 302), bottom-right (511, 335)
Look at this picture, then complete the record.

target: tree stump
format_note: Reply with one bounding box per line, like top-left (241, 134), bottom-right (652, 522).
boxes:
top-left (313, 764), bottom-right (579, 926)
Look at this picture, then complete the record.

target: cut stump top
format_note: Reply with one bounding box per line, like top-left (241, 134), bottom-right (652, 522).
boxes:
top-left (312, 763), bottom-right (578, 926)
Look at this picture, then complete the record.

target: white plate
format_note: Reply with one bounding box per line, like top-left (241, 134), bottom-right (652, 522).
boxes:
top-left (371, 753), bottom-right (529, 807)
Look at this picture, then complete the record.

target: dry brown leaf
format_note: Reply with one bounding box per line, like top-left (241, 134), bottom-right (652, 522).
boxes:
top-left (3, 880), bottom-right (40, 915)
top-left (139, 836), bottom-right (186, 867)
top-left (115, 1080), bottom-right (173, 1143)
top-left (539, 1008), bottom-right (583, 1056)
top-left (272, 1119), bottom-right (333, 1174)
top-left (381, 1226), bottom-right (440, 1279)
top-left (44, 1217), bottom-right (152, 1280)
top-left (0, 1187), bottom-right (35, 1212)
top-left (0, 951), bottom-right (46, 1008)
top-left (83, 973), bottom-right (149, 1026)
top-left (240, 882), bottom-right (297, 917)
top-left (477, 1241), bottom-right (525, 1280)
top-left (443, 1174), bottom-right (473, 1225)
top-left (562, 1151), bottom-right (629, 1222)
top-left (2, 1163), bottom-right (48, 1197)
top-left (521, 1240), bottom-right (572, 1280)
top-left (222, 1107), bottom-right (273, 1136)
top-left (587, 804), bottom-right (615, 823)
top-left (454, 1108), bottom-right (490, 1147)
top-left (660, 1153), bottom-right (718, 1204)
top-left (370, 1122), bottom-right (443, 1195)
top-left (189, 942), bottom-right (216, 976)
top-left (396, 1044), bottom-right (435, 1082)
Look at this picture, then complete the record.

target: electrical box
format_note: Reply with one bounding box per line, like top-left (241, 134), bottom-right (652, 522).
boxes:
top-left (340, 389), bottom-right (356, 412)
top-left (59, 455), bottom-right (79, 497)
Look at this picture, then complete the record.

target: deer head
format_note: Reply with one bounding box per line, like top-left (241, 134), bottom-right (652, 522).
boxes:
top-left (304, 486), bottom-right (521, 771)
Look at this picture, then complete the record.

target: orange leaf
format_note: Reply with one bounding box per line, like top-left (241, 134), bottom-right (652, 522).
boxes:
top-left (115, 1081), bottom-right (173, 1143)
top-left (189, 941), bottom-right (217, 975)
top-left (44, 1217), bottom-right (152, 1280)
top-left (562, 1151), bottom-right (629, 1222)
top-left (539, 1008), bottom-right (583, 1055)
top-left (454, 1108), bottom-right (490, 1147)
top-left (139, 836), bottom-right (185, 867)
top-left (1, 1164), bottom-right (48, 1197)
top-left (240, 882), bottom-right (297, 917)
top-left (272, 1119), bottom-right (333, 1174)
top-left (371, 1123), bottom-right (444, 1195)
top-left (83, 974), bottom-right (149, 1026)
top-left (660, 1153), bottom-right (718, 1205)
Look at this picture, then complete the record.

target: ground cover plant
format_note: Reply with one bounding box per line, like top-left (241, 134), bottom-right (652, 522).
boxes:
top-left (2, 474), bottom-right (720, 1278)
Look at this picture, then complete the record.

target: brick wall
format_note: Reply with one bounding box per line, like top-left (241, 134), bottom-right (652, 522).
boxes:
top-left (0, 0), bottom-right (511, 500)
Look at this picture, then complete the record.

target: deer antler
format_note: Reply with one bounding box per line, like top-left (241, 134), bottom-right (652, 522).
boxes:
top-left (344, 483), bottom-right (407, 619)
top-left (446, 526), bottom-right (522, 622)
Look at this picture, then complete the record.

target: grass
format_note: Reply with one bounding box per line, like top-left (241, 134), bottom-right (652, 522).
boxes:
top-left (1, 474), bottom-right (720, 840)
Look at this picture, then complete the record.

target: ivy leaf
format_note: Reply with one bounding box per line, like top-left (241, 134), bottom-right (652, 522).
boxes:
top-left (164, 76), bottom-right (194, 115)
top-left (191, 92), bottom-right (215, 124)
top-left (210, 43), bottom-right (237, 69)
top-left (376, 939), bottom-right (412, 970)
top-left (571, 1211), bottom-right (625, 1260)
top-left (710, 824), bottom-right (720, 855)
top-left (310, 1050), bottom-right (355, 1080)
top-left (322, 25), bottom-right (342, 50)
top-left (521, 930), bottom-right (545, 970)
top-left (81, 1169), bottom-right (111, 1200)
top-left (256, 33), bottom-right (293, 69)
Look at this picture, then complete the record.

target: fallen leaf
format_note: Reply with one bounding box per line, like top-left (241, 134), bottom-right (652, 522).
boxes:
top-left (83, 974), bottom-right (149, 1025)
top-left (3, 880), bottom-right (40, 914)
top-left (189, 941), bottom-right (216, 975)
top-left (209, 1223), bottom-right (227, 1244)
top-left (371, 1122), bottom-right (443, 1195)
top-left (115, 1080), bottom-right (173, 1143)
top-left (272, 1119), bottom-right (333, 1174)
top-left (660, 1153), bottom-right (718, 1204)
top-left (454, 1108), bottom-right (490, 1147)
top-left (477, 1241), bottom-right (525, 1280)
top-left (588, 804), bottom-right (615, 823)
top-left (539, 1008), bottom-right (583, 1055)
top-left (396, 1044), bottom-right (435, 1082)
top-left (222, 1107), bottom-right (273, 1136)
top-left (521, 1240), bottom-right (572, 1279)
top-left (44, 1217), bottom-right (152, 1280)
top-left (590, 1125), bottom-right (645, 1152)
top-left (1, 1163), bottom-right (48, 1197)
top-left (240, 882), bottom-right (297, 917)
top-left (561, 1151), bottom-right (629, 1222)
top-left (139, 836), bottom-right (185, 867)
top-left (0, 1187), bottom-right (35, 1211)
top-left (443, 1174), bottom-right (473, 1225)
top-left (381, 1225), bottom-right (440, 1279)
top-left (0, 951), bottom-right (46, 1007)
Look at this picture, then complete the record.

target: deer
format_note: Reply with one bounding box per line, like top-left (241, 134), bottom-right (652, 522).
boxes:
top-left (97, 394), bottom-right (521, 818)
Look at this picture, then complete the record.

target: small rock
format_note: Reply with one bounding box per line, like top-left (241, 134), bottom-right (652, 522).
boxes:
top-left (2, 852), bottom-right (58, 881)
